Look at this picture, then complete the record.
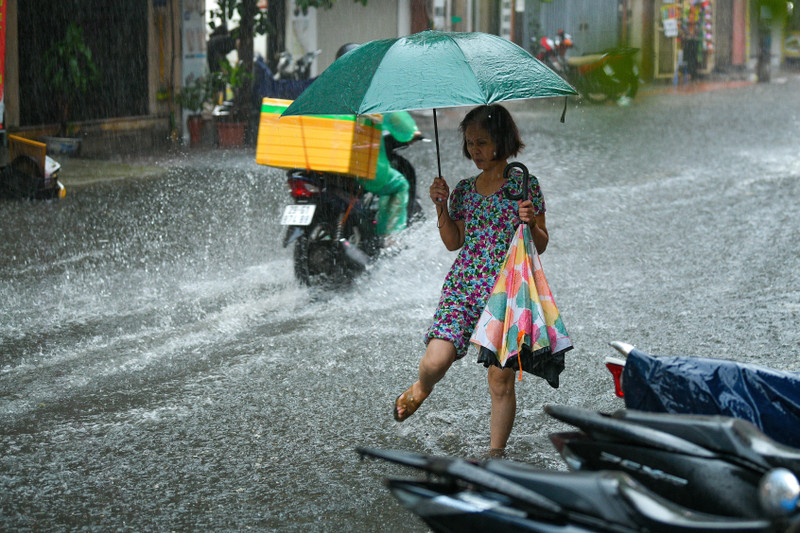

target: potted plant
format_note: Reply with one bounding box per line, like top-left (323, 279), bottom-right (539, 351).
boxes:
top-left (43, 23), bottom-right (101, 155)
top-left (176, 76), bottom-right (211, 145)
top-left (213, 57), bottom-right (251, 147)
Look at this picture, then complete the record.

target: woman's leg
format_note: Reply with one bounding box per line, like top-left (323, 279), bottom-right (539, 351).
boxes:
top-left (395, 339), bottom-right (456, 420)
top-left (487, 365), bottom-right (517, 450)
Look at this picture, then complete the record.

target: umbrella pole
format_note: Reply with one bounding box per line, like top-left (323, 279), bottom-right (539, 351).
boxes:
top-left (433, 108), bottom-right (442, 178)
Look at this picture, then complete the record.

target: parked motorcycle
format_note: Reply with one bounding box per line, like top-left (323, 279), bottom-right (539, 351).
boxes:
top-left (546, 404), bottom-right (800, 519)
top-left (534, 30), bottom-right (640, 104)
top-left (274, 49), bottom-right (321, 81)
top-left (603, 342), bottom-right (800, 449)
top-left (358, 446), bottom-right (800, 533)
top-left (252, 54), bottom-right (317, 104)
top-left (281, 133), bottom-right (424, 285)
top-left (0, 134), bottom-right (65, 200)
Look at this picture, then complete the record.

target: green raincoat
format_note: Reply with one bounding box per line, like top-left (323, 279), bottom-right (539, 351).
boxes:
top-left (361, 111), bottom-right (419, 235)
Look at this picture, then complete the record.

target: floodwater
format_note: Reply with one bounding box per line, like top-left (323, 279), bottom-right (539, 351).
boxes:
top-left (2, 75), bottom-right (800, 532)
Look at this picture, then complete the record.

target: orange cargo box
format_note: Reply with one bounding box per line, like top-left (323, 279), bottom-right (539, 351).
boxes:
top-left (255, 98), bottom-right (382, 180)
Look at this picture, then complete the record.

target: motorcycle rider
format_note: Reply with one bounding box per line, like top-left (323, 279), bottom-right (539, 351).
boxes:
top-left (336, 43), bottom-right (421, 242)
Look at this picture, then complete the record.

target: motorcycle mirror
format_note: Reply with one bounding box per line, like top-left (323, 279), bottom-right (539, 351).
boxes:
top-left (759, 468), bottom-right (800, 518)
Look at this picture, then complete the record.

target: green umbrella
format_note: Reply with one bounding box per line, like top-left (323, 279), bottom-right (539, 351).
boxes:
top-left (281, 30), bottom-right (578, 175)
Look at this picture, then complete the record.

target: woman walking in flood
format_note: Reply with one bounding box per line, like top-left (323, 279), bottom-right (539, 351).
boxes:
top-left (393, 104), bottom-right (549, 455)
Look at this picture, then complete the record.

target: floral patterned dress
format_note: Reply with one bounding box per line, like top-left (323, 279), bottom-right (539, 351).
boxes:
top-left (425, 169), bottom-right (546, 359)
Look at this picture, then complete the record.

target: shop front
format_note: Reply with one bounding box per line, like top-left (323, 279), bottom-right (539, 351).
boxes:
top-left (654, 0), bottom-right (717, 81)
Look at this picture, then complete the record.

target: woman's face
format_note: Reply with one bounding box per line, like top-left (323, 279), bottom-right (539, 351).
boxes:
top-left (464, 123), bottom-right (497, 170)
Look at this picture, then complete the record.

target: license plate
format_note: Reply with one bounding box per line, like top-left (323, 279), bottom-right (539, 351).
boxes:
top-left (280, 204), bottom-right (316, 226)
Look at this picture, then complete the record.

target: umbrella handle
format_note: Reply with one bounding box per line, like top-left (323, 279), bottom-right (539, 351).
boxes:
top-left (503, 162), bottom-right (530, 201)
top-left (433, 109), bottom-right (442, 179)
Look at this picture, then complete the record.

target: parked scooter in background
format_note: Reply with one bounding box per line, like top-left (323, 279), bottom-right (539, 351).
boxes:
top-left (214, 50), bottom-right (322, 123)
top-left (0, 135), bottom-right (65, 200)
top-left (534, 30), bottom-right (640, 105)
top-left (252, 54), bottom-right (317, 103)
top-left (358, 446), bottom-right (800, 533)
top-left (281, 132), bottom-right (425, 286)
top-left (274, 49), bottom-right (321, 81)
top-left (603, 342), bottom-right (800, 448)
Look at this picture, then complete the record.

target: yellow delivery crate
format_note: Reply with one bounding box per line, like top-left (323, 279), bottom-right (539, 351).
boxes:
top-left (255, 98), bottom-right (382, 180)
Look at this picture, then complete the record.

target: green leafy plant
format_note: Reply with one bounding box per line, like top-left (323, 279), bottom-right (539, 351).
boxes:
top-left (176, 76), bottom-right (211, 116)
top-left (207, 1), bottom-right (369, 125)
top-left (213, 57), bottom-right (251, 121)
top-left (44, 23), bottom-right (101, 137)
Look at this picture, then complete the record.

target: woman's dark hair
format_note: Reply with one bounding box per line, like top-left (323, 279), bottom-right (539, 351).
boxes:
top-left (459, 104), bottom-right (524, 161)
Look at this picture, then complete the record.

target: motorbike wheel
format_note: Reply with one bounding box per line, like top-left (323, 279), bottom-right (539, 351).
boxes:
top-left (627, 69), bottom-right (639, 98)
top-left (581, 76), bottom-right (616, 104)
top-left (583, 71), bottom-right (637, 104)
top-left (1, 156), bottom-right (43, 199)
top-left (293, 213), bottom-right (373, 286)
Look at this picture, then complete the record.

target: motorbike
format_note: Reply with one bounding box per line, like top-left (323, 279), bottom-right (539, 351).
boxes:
top-left (0, 134), bottom-right (65, 200)
top-left (603, 342), bottom-right (800, 449)
top-left (213, 53), bottom-right (321, 144)
top-left (280, 132), bottom-right (425, 285)
top-left (273, 49), bottom-right (321, 81)
top-left (251, 54), bottom-right (318, 103)
top-left (534, 30), bottom-right (640, 104)
top-left (358, 446), bottom-right (800, 533)
top-left (546, 403), bottom-right (800, 519)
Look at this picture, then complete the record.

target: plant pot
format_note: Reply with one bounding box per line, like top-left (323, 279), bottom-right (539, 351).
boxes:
top-left (42, 136), bottom-right (82, 156)
top-left (187, 115), bottom-right (205, 145)
top-left (216, 121), bottom-right (246, 147)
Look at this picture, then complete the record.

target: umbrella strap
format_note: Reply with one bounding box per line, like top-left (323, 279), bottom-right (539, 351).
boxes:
top-left (560, 97), bottom-right (568, 123)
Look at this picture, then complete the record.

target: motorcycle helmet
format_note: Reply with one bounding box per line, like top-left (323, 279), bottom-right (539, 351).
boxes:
top-left (335, 43), bottom-right (360, 60)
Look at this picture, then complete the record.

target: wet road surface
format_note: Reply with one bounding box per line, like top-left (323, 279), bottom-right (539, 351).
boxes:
top-left (2, 74), bottom-right (800, 531)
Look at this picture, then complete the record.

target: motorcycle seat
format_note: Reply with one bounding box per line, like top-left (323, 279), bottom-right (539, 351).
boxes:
top-left (484, 461), bottom-right (773, 531)
top-left (484, 460), bottom-right (637, 519)
top-left (614, 409), bottom-right (800, 471)
top-left (566, 54), bottom-right (605, 67)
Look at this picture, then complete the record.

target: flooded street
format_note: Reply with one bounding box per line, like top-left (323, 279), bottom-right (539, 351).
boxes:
top-left (2, 76), bottom-right (800, 531)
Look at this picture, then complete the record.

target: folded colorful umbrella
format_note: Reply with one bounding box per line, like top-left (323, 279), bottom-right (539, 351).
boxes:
top-left (470, 223), bottom-right (573, 388)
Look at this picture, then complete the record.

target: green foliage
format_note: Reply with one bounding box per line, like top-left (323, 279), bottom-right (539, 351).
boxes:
top-left (295, 0), bottom-right (367, 15)
top-left (207, 0), bottom-right (368, 37)
top-left (214, 57), bottom-right (252, 120)
top-left (176, 76), bottom-right (212, 115)
top-left (44, 23), bottom-right (101, 136)
top-left (215, 57), bottom-right (250, 90)
top-left (204, 0), bottom-right (369, 126)
top-left (208, 0), bottom-right (270, 38)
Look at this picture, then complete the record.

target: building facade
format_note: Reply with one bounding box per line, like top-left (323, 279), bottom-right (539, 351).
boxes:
top-left (1, 0), bottom-right (794, 155)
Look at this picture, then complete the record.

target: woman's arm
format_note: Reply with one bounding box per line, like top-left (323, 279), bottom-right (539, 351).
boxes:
top-left (436, 208), bottom-right (465, 251)
top-left (519, 200), bottom-right (548, 254)
top-left (530, 213), bottom-right (548, 254)
top-left (431, 177), bottom-right (465, 251)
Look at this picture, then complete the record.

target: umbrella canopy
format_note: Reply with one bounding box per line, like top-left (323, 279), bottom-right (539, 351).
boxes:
top-left (282, 30), bottom-right (577, 117)
top-left (282, 30), bottom-right (577, 176)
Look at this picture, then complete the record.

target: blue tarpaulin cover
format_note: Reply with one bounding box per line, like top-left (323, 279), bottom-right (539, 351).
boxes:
top-left (622, 348), bottom-right (800, 448)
